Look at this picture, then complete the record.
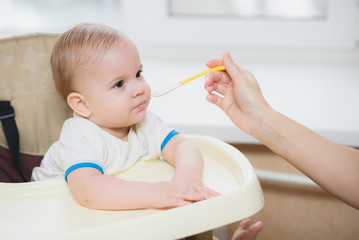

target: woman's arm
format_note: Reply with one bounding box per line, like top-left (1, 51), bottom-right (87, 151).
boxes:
top-left (205, 52), bottom-right (359, 209)
top-left (255, 106), bottom-right (359, 209)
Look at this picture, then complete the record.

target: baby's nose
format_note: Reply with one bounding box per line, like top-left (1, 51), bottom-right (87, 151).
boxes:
top-left (132, 81), bottom-right (145, 97)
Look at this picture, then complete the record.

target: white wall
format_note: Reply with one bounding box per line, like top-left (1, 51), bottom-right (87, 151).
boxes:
top-left (1, 0), bottom-right (359, 146)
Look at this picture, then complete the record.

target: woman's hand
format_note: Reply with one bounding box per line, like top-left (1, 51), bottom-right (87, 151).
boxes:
top-left (204, 52), bottom-right (269, 135)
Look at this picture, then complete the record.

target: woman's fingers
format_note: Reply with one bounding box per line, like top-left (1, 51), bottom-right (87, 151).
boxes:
top-left (206, 58), bottom-right (223, 68)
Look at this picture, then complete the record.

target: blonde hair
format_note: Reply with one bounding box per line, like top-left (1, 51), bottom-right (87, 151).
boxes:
top-left (50, 23), bottom-right (125, 99)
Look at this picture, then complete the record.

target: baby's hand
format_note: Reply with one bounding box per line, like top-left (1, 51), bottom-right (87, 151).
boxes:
top-left (172, 174), bottom-right (220, 201)
top-left (148, 181), bottom-right (218, 209)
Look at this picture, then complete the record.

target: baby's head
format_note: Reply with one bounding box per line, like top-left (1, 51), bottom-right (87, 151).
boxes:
top-left (51, 23), bottom-right (151, 137)
top-left (51, 23), bottom-right (125, 100)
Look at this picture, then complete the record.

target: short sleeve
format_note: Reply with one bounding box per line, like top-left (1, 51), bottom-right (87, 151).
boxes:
top-left (32, 118), bottom-right (104, 181)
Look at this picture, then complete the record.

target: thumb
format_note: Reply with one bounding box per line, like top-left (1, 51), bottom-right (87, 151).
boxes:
top-left (222, 52), bottom-right (242, 85)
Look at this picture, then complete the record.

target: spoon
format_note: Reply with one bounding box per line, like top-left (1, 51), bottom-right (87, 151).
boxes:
top-left (151, 65), bottom-right (225, 97)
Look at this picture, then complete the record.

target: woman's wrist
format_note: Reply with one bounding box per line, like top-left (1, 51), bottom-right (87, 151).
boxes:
top-left (246, 103), bottom-right (278, 142)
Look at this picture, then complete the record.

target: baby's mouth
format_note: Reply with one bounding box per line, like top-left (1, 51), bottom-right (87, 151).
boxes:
top-left (133, 101), bottom-right (146, 110)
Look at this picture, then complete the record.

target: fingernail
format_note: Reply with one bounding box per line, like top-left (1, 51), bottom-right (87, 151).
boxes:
top-left (227, 52), bottom-right (232, 61)
top-left (205, 73), bottom-right (210, 81)
top-left (224, 52), bottom-right (232, 63)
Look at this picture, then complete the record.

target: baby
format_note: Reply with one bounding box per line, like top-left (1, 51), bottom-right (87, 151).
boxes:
top-left (32, 23), bottom-right (218, 210)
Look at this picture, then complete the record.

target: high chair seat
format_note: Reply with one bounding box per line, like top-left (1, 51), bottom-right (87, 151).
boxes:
top-left (0, 33), bottom-right (72, 156)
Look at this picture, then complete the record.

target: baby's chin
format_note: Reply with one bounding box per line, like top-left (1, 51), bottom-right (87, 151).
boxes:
top-left (132, 108), bottom-right (147, 124)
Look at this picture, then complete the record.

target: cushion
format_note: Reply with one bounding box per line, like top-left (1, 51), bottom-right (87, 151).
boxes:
top-left (0, 33), bottom-right (72, 156)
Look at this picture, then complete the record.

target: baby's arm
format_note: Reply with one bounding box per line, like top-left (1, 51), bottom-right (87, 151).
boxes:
top-left (162, 134), bottom-right (220, 200)
top-left (67, 167), bottom-right (206, 210)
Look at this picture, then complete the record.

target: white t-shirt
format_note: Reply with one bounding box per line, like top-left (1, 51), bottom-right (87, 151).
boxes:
top-left (31, 111), bottom-right (178, 181)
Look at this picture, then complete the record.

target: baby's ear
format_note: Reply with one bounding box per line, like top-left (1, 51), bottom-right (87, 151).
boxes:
top-left (67, 92), bottom-right (92, 118)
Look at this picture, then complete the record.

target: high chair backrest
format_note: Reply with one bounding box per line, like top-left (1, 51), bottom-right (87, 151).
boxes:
top-left (0, 33), bottom-right (73, 182)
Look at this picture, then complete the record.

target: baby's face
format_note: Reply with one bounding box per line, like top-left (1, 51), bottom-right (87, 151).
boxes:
top-left (78, 39), bottom-right (151, 137)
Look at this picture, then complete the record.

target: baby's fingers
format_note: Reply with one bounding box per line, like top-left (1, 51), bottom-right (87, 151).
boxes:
top-left (196, 186), bottom-right (221, 200)
top-left (169, 198), bottom-right (192, 207)
top-left (171, 182), bottom-right (206, 202)
top-left (205, 187), bottom-right (221, 198)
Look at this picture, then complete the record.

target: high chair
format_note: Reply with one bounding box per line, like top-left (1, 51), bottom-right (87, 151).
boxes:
top-left (0, 33), bottom-right (264, 239)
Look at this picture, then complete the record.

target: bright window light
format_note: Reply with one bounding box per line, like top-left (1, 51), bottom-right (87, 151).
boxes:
top-left (0, 0), bottom-right (122, 36)
top-left (170, 0), bottom-right (326, 19)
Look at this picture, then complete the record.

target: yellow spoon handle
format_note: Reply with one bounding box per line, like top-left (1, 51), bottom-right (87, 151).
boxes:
top-left (180, 65), bottom-right (225, 86)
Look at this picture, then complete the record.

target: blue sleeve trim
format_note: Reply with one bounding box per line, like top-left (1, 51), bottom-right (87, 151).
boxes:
top-left (65, 162), bottom-right (104, 183)
top-left (161, 129), bottom-right (179, 151)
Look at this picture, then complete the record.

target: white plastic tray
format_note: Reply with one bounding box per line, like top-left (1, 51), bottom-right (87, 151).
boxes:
top-left (0, 135), bottom-right (264, 240)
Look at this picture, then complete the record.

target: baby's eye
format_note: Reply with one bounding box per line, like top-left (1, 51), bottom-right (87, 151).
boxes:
top-left (114, 80), bottom-right (124, 88)
top-left (136, 70), bottom-right (142, 78)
